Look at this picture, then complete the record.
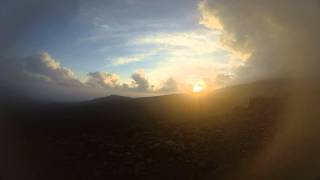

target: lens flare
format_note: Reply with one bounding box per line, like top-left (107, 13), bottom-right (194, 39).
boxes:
top-left (192, 81), bottom-right (206, 93)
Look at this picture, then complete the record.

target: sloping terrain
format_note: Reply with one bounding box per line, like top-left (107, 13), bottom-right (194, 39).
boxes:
top-left (0, 80), bottom-right (288, 180)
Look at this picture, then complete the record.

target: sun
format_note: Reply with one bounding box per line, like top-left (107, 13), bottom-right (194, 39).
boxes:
top-left (192, 81), bottom-right (206, 93)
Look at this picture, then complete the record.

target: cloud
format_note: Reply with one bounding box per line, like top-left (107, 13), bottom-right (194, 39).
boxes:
top-left (86, 70), bottom-right (182, 94)
top-left (0, 53), bottom-right (168, 101)
top-left (198, 2), bottom-right (223, 31)
top-left (24, 53), bottom-right (82, 87)
top-left (159, 78), bottom-right (179, 92)
top-left (0, 52), bottom-right (82, 88)
top-left (111, 50), bottom-right (158, 66)
top-left (199, 0), bottom-right (320, 81)
top-left (215, 73), bottom-right (232, 84)
top-left (112, 54), bottom-right (148, 66)
top-left (131, 70), bottom-right (150, 91)
top-left (0, 52), bottom-right (186, 100)
top-left (86, 72), bottom-right (119, 88)
top-left (134, 30), bottom-right (220, 56)
top-left (0, 53), bottom-right (99, 101)
top-left (132, 30), bottom-right (237, 89)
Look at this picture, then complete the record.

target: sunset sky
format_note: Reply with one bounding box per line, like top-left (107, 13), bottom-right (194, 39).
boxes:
top-left (2, 1), bottom-right (320, 179)
top-left (1, 0), bottom-right (319, 100)
top-left (19, 0), bottom-right (241, 85)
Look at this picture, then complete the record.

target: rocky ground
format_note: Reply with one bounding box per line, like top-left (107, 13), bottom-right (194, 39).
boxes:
top-left (1, 96), bottom-right (285, 180)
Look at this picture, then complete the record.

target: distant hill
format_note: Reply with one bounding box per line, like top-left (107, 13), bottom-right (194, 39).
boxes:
top-left (213, 79), bottom-right (292, 97)
top-left (208, 78), bottom-right (292, 108)
top-left (82, 79), bottom-right (292, 110)
top-left (89, 95), bottom-right (132, 103)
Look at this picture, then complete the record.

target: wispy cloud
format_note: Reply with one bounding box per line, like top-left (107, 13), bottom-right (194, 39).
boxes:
top-left (127, 29), bottom-right (237, 90)
top-left (111, 50), bottom-right (159, 66)
top-left (134, 30), bottom-right (220, 56)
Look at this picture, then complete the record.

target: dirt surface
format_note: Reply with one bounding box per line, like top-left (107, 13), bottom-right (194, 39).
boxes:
top-left (1, 96), bottom-right (285, 180)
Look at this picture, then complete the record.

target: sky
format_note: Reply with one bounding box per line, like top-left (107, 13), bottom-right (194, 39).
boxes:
top-left (1, 0), bottom-right (320, 101)
top-left (0, 0), bottom-right (245, 100)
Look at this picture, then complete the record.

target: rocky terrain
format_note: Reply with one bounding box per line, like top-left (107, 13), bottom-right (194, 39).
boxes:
top-left (0, 93), bottom-right (286, 180)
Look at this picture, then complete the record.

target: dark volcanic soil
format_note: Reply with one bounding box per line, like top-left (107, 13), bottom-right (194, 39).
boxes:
top-left (1, 95), bottom-right (285, 180)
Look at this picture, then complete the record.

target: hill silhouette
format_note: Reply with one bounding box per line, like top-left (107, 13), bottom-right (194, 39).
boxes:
top-left (89, 95), bottom-right (132, 103)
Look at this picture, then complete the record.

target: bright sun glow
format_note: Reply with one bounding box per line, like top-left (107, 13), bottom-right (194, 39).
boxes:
top-left (192, 81), bottom-right (206, 93)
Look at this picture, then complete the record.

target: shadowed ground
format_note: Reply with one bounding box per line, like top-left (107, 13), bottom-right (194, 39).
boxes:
top-left (0, 81), bottom-right (287, 180)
